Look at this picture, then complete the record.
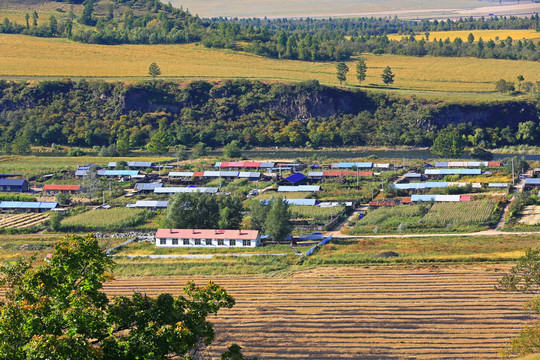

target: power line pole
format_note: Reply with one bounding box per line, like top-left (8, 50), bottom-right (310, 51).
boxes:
top-left (512, 158), bottom-right (515, 186)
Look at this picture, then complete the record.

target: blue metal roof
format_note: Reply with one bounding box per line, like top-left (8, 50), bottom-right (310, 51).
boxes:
top-left (128, 161), bottom-right (153, 168)
top-left (262, 198), bottom-right (317, 206)
top-left (0, 201), bottom-right (57, 209)
top-left (239, 172), bottom-right (261, 178)
top-left (308, 171), bottom-right (324, 177)
top-left (0, 179), bottom-right (27, 186)
top-left (525, 178), bottom-right (540, 185)
top-left (393, 182), bottom-right (448, 190)
top-left (332, 162), bottom-right (373, 169)
top-left (278, 185), bottom-right (320, 192)
top-left (405, 172), bottom-right (423, 178)
top-left (285, 173), bottom-right (307, 184)
top-left (425, 169), bottom-right (481, 175)
top-left (97, 170), bottom-right (139, 176)
top-left (488, 183), bottom-right (508, 188)
top-left (129, 200), bottom-right (169, 208)
top-left (168, 171), bottom-right (195, 177)
top-left (135, 183), bottom-right (163, 191)
top-left (411, 195), bottom-right (460, 202)
top-left (154, 187), bottom-right (219, 194)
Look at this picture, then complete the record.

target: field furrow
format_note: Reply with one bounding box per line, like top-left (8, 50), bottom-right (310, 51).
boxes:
top-left (99, 266), bottom-right (535, 360)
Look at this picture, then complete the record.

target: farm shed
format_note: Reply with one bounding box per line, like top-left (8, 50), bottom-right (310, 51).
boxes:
top-left (0, 179), bottom-right (29, 193)
top-left (435, 161), bottom-right (494, 167)
top-left (155, 229), bottom-right (260, 248)
top-left (238, 172), bottom-right (262, 181)
top-left (261, 199), bottom-right (317, 206)
top-left (127, 200), bottom-right (168, 209)
top-left (278, 185), bottom-right (320, 192)
top-left (154, 187), bottom-right (219, 194)
top-left (43, 184), bottom-right (81, 195)
top-left (424, 169), bottom-right (482, 178)
top-left (524, 178), bottom-right (540, 189)
top-left (0, 201), bottom-right (57, 212)
top-left (134, 183), bottom-right (163, 193)
top-left (279, 173), bottom-right (308, 185)
top-left (411, 195), bottom-right (461, 202)
top-left (393, 182), bottom-right (449, 190)
top-left (332, 162), bottom-right (373, 169)
top-left (109, 161), bottom-right (153, 169)
top-left (488, 183), bottom-right (508, 188)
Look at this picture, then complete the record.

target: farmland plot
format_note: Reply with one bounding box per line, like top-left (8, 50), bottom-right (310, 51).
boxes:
top-left (102, 266), bottom-right (534, 359)
top-left (0, 213), bottom-right (49, 229)
top-left (518, 205), bottom-right (540, 225)
top-left (423, 200), bottom-right (497, 227)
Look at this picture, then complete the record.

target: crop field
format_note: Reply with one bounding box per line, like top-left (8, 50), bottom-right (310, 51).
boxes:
top-left (290, 205), bottom-right (345, 220)
top-left (423, 200), bottom-right (497, 226)
top-left (0, 155), bottom-right (173, 176)
top-left (518, 205), bottom-right (540, 225)
top-left (0, 213), bottom-right (49, 229)
top-left (309, 234), bottom-right (540, 264)
top-left (254, 191), bottom-right (314, 200)
top-left (101, 266), bottom-right (535, 359)
top-left (353, 204), bottom-right (429, 233)
top-left (388, 29), bottom-right (540, 42)
top-left (1, 35), bottom-right (539, 100)
top-left (60, 208), bottom-right (149, 230)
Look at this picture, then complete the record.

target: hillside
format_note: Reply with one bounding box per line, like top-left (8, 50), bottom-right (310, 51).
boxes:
top-left (0, 78), bottom-right (538, 151)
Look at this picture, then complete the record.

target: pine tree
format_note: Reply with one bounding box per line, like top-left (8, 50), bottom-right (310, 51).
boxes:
top-left (381, 66), bottom-right (395, 85)
top-left (355, 58), bottom-right (367, 84)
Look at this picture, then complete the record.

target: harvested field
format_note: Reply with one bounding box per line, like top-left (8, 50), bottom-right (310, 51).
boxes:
top-left (0, 212), bottom-right (49, 229)
top-left (103, 266), bottom-right (535, 359)
top-left (518, 205), bottom-right (540, 225)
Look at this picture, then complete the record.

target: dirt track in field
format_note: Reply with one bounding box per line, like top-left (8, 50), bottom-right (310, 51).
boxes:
top-left (105, 265), bottom-right (535, 359)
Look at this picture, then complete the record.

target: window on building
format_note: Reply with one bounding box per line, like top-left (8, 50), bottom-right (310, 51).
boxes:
top-left (229, 239), bottom-right (236, 246)
top-left (194, 239), bottom-right (201, 245)
top-left (243, 240), bottom-right (251, 247)
top-left (218, 239), bottom-right (224, 246)
top-left (172, 239), bottom-right (178, 245)
top-left (206, 239), bottom-right (212, 246)
top-left (183, 239), bottom-right (189, 245)
top-left (159, 238), bottom-right (166, 245)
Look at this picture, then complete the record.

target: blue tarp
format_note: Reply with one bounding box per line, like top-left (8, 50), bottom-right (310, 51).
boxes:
top-left (285, 173), bottom-right (307, 184)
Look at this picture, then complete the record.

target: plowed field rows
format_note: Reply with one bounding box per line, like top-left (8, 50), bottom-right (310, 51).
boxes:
top-left (103, 266), bottom-right (534, 359)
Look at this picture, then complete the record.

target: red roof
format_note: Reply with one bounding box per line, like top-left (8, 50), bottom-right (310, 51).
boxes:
top-left (43, 184), bottom-right (81, 191)
top-left (460, 195), bottom-right (471, 202)
top-left (193, 172), bottom-right (204, 177)
top-left (369, 201), bottom-right (397, 207)
top-left (323, 171), bottom-right (372, 177)
top-left (401, 198), bottom-right (412, 204)
top-left (156, 229), bottom-right (259, 240)
top-left (488, 161), bottom-right (502, 167)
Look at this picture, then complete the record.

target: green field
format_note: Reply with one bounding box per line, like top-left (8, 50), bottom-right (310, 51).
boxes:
top-left (423, 200), bottom-right (498, 226)
top-left (60, 208), bottom-right (151, 230)
top-left (1, 34), bottom-right (538, 101)
top-left (0, 155), bottom-right (173, 176)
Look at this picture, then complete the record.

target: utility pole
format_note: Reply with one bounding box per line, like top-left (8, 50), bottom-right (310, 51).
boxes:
top-left (219, 171), bottom-right (222, 188)
top-left (356, 166), bottom-right (359, 190)
top-left (512, 158), bottom-right (515, 186)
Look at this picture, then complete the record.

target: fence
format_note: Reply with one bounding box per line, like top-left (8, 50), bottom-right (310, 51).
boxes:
top-left (305, 235), bottom-right (332, 257)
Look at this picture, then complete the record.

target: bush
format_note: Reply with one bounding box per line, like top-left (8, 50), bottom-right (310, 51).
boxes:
top-left (66, 147), bottom-right (86, 156)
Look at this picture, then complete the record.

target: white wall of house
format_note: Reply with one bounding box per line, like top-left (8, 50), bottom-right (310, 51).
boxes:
top-left (155, 236), bottom-right (260, 248)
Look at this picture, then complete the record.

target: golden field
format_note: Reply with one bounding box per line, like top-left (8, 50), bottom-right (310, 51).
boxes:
top-left (388, 29), bottom-right (540, 42)
top-left (0, 34), bottom-right (539, 100)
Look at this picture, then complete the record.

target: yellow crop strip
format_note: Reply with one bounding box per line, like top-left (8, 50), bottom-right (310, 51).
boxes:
top-left (388, 29), bottom-right (540, 42)
top-left (0, 34), bottom-right (539, 99)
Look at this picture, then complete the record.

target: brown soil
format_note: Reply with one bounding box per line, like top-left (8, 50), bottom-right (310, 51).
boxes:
top-left (104, 265), bottom-right (535, 359)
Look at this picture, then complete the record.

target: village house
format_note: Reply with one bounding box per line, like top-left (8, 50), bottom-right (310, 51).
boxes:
top-left (43, 184), bottom-right (81, 195)
top-left (155, 229), bottom-right (260, 248)
top-left (0, 179), bottom-right (29, 193)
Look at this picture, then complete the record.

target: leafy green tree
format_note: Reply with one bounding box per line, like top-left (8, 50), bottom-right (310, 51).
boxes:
top-left (79, 0), bottom-right (94, 26)
top-left (355, 58), bottom-right (367, 84)
top-left (335, 62), bottom-right (349, 85)
top-left (148, 62), bottom-right (161, 79)
top-left (495, 79), bottom-right (515, 93)
top-left (174, 144), bottom-right (188, 161)
top-left (430, 130), bottom-right (464, 158)
top-left (470, 147), bottom-right (493, 161)
top-left (264, 197), bottom-right (292, 241)
top-left (517, 75), bottom-right (525, 92)
top-left (11, 135), bottom-right (32, 155)
top-left (32, 11), bottom-right (38, 27)
top-left (0, 234), bottom-right (248, 359)
top-left (222, 344), bottom-right (258, 360)
top-left (249, 200), bottom-right (270, 232)
top-left (25, 13), bottom-right (29, 29)
top-left (116, 160), bottom-right (128, 170)
top-left (381, 66), bottom-right (395, 85)
top-left (49, 15), bottom-right (58, 35)
top-left (55, 192), bottom-right (72, 206)
top-left (218, 196), bottom-right (244, 229)
top-left (116, 134), bottom-right (131, 155)
top-left (516, 121), bottom-right (538, 144)
top-left (467, 32), bottom-right (475, 43)
top-left (223, 140), bottom-right (242, 158)
top-left (495, 249), bottom-right (540, 359)
top-left (146, 131), bottom-right (169, 155)
top-left (192, 142), bottom-right (210, 158)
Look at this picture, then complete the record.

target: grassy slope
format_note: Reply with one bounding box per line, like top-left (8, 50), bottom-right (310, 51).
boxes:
top-left (1, 34), bottom-right (538, 101)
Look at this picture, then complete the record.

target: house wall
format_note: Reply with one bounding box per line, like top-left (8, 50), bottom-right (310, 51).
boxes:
top-left (155, 236), bottom-right (260, 248)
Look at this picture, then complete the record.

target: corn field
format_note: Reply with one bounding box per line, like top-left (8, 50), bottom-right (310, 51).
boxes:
top-left (423, 200), bottom-right (497, 226)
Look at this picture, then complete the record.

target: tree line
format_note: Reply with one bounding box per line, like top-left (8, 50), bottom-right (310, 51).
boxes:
top-left (0, 0), bottom-right (539, 61)
top-left (0, 79), bottom-right (538, 155)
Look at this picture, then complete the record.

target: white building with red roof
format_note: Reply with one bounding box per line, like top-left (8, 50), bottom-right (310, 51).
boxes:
top-left (43, 184), bottom-right (81, 195)
top-left (155, 229), bottom-right (260, 248)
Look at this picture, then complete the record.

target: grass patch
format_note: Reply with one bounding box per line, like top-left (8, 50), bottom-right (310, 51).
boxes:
top-left (60, 208), bottom-right (151, 230)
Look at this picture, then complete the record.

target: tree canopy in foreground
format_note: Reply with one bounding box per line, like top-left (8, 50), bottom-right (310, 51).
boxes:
top-left (0, 234), bottom-right (254, 360)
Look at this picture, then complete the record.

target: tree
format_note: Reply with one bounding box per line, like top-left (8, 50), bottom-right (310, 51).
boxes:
top-left (79, 0), bottom-right (94, 26)
top-left (495, 79), bottom-right (515, 94)
top-left (264, 197), bottom-right (292, 241)
top-left (517, 75), bottom-right (525, 92)
top-left (516, 121), bottom-right (538, 144)
top-left (49, 15), bottom-right (58, 35)
top-left (32, 11), bottom-right (38, 27)
top-left (116, 134), bottom-right (131, 155)
top-left (218, 196), bottom-right (244, 229)
top-left (55, 192), bottom-right (72, 206)
top-left (192, 142), bottom-right (210, 158)
top-left (467, 32), bottom-right (475, 43)
top-left (470, 147), bottom-right (493, 161)
top-left (25, 13), bottom-right (29, 29)
top-left (495, 249), bottom-right (540, 358)
top-left (335, 62), bottom-right (349, 85)
top-left (223, 140), bottom-right (242, 158)
top-left (11, 135), bottom-right (31, 155)
top-left (146, 131), bottom-right (169, 155)
top-left (148, 62), bottom-right (161, 79)
top-left (355, 58), bottom-right (367, 84)
top-left (0, 234), bottom-right (250, 359)
top-left (381, 66), bottom-right (395, 85)
top-left (430, 130), bottom-right (464, 158)
top-left (249, 200), bottom-right (270, 232)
